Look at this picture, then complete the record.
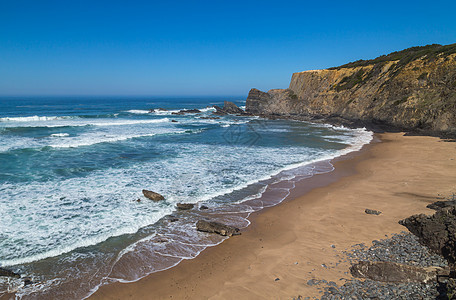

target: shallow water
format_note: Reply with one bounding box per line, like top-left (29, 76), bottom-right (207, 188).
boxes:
top-left (0, 96), bottom-right (372, 299)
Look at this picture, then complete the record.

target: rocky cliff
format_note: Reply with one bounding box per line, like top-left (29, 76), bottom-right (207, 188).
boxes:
top-left (246, 44), bottom-right (456, 135)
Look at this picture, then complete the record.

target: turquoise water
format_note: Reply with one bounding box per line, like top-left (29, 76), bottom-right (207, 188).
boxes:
top-left (0, 96), bottom-right (372, 299)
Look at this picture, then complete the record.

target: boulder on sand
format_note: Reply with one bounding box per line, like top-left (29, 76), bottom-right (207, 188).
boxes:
top-left (365, 208), bottom-right (382, 215)
top-left (142, 190), bottom-right (165, 201)
top-left (196, 220), bottom-right (241, 236)
top-left (399, 203), bottom-right (456, 266)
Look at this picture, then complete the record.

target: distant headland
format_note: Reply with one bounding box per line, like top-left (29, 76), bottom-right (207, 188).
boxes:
top-left (246, 43), bottom-right (456, 137)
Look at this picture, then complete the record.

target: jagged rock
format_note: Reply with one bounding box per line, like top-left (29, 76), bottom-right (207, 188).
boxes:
top-left (171, 119), bottom-right (178, 123)
top-left (196, 220), bottom-right (241, 236)
top-left (399, 206), bottom-right (456, 265)
top-left (443, 278), bottom-right (456, 299)
top-left (350, 261), bottom-right (448, 283)
top-left (171, 109), bottom-right (201, 115)
top-left (214, 101), bottom-right (245, 115)
top-left (0, 267), bottom-right (20, 278)
top-left (223, 101), bottom-right (244, 114)
top-left (365, 209), bottom-right (382, 215)
top-left (176, 203), bottom-right (194, 210)
top-left (213, 105), bottom-right (227, 115)
top-left (200, 205), bottom-right (209, 210)
top-left (142, 190), bottom-right (165, 201)
top-left (426, 200), bottom-right (456, 210)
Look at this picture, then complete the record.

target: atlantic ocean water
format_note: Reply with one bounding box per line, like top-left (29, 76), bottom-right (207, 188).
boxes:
top-left (0, 96), bottom-right (372, 299)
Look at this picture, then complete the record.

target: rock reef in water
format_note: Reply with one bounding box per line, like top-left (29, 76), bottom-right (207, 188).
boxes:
top-left (246, 43), bottom-right (456, 136)
top-left (214, 101), bottom-right (247, 115)
top-left (142, 190), bottom-right (165, 201)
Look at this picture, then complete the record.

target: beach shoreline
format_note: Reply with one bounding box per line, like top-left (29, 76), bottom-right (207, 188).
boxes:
top-left (90, 132), bottom-right (456, 299)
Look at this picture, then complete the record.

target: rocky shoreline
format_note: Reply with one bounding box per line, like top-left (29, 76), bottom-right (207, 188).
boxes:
top-left (308, 195), bottom-right (456, 300)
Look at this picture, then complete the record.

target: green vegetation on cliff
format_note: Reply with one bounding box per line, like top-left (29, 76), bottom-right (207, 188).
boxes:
top-left (329, 43), bottom-right (456, 70)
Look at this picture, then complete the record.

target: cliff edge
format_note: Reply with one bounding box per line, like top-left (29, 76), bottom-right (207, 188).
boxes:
top-left (246, 44), bottom-right (456, 135)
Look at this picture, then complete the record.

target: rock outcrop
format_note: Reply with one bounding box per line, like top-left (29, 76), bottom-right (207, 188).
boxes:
top-left (246, 44), bottom-right (456, 136)
top-left (214, 101), bottom-right (246, 115)
top-left (196, 220), bottom-right (241, 236)
top-left (399, 204), bottom-right (456, 266)
top-left (142, 190), bottom-right (165, 201)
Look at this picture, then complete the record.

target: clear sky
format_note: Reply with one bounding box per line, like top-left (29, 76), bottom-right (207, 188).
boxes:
top-left (1, 0), bottom-right (455, 96)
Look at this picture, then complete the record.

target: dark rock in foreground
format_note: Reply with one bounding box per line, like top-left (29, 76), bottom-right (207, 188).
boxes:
top-left (316, 232), bottom-right (448, 299)
top-left (399, 204), bottom-right (456, 266)
top-left (350, 260), bottom-right (448, 283)
top-left (426, 199), bottom-right (456, 210)
top-left (0, 267), bottom-right (20, 278)
top-left (142, 190), bottom-right (165, 201)
top-left (196, 220), bottom-right (241, 236)
top-left (365, 208), bottom-right (382, 215)
top-left (176, 203), bottom-right (194, 210)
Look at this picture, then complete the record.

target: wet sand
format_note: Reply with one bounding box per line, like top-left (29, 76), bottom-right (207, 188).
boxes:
top-left (91, 132), bottom-right (456, 299)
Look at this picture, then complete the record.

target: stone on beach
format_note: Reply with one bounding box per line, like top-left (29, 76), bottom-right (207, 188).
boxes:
top-left (0, 267), bottom-right (20, 278)
top-left (196, 220), bottom-right (241, 236)
top-left (142, 190), bottom-right (165, 201)
top-left (365, 208), bottom-right (382, 215)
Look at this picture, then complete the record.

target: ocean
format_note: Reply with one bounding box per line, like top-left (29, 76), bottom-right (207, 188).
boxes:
top-left (0, 96), bottom-right (372, 299)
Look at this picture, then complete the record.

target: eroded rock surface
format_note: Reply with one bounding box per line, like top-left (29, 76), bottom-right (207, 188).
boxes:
top-left (399, 205), bottom-right (456, 266)
top-left (350, 261), bottom-right (448, 283)
top-left (196, 220), bottom-right (241, 236)
top-left (176, 203), bottom-right (194, 210)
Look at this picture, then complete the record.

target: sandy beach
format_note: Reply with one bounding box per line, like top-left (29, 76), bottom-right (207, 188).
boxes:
top-left (91, 132), bottom-right (456, 299)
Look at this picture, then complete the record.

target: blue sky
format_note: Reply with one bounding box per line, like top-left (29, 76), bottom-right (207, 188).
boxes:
top-left (1, 0), bottom-right (455, 96)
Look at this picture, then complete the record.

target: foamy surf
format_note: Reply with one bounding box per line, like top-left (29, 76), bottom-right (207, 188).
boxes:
top-left (0, 96), bottom-right (373, 300)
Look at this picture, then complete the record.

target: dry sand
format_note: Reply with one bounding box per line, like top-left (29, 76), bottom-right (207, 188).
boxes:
top-left (91, 132), bottom-right (456, 299)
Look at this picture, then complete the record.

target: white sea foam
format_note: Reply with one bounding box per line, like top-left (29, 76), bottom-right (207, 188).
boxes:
top-left (0, 117), bottom-right (171, 128)
top-left (199, 107), bottom-right (216, 113)
top-left (0, 117), bottom-right (373, 300)
top-left (0, 115), bottom-right (74, 122)
top-left (125, 110), bottom-right (150, 114)
top-left (50, 133), bottom-right (69, 137)
top-left (48, 130), bottom-right (191, 148)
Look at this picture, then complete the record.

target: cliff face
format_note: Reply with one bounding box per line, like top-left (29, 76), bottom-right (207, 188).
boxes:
top-left (246, 44), bottom-right (456, 135)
